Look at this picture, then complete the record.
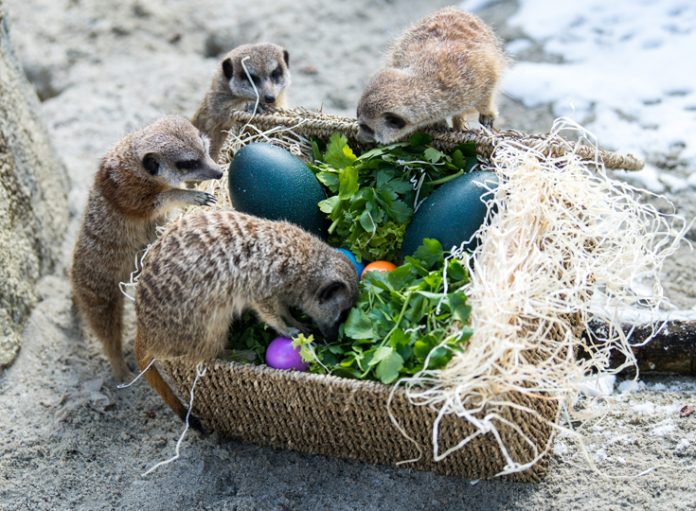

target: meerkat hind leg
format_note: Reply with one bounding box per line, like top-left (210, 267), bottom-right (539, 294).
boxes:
top-left (133, 332), bottom-right (206, 434)
top-left (86, 291), bottom-right (132, 382)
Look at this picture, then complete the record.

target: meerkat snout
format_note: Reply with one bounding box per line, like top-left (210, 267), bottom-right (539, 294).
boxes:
top-left (357, 69), bottom-right (413, 144)
top-left (221, 44), bottom-right (290, 108)
top-left (137, 127), bottom-right (223, 186)
top-left (356, 7), bottom-right (506, 144)
top-left (304, 256), bottom-right (358, 341)
top-left (194, 43), bottom-right (291, 160)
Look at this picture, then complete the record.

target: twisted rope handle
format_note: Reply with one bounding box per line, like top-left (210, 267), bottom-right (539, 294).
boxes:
top-left (227, 108), bottom-right (644, 171)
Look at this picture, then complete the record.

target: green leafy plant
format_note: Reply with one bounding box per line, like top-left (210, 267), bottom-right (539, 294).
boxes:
top-left (224, 134), bottom-right (478, 385)
top-left (293, 239), bottom-right (472, 384)
top-left (309, 133), bottom-right (477, 262)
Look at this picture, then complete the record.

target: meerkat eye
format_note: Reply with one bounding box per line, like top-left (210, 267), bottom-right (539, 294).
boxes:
top-left (271, 66), bottom-right (283, 81)
top-left (176, 159), bottom-right (200, 171)
top-left (384, 113), bottom-right (406, 130)
top-left (338, 307), bottom-right (351, 324)
top-left (318, 281), bottom-right (346, 304)
top-left (245, 73), bottom-right (260, 86)
top-left (142, 154), bottom-right (160, 175)
top-left (359, 123), bottom-right (374, 136)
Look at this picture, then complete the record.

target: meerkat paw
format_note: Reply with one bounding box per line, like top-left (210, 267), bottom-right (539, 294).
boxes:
top-left (243, 102), bottom-right (266, 114)
top-left (285, 316), bottom-right (311, 336)
top-left (112, 361), bottom-right (134, 383)
top-left (478, 114), bottom-right (495, 129)
top-left (189, 190), bottom-right (217, 207)
top-left (187, 413), bottom-right (209, 436)
top-left (285, 326), bottom-right (302, 338)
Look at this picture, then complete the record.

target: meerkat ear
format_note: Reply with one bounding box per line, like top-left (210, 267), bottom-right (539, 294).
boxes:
top-left (222, 58), bottom-right (234, 80)
top-left (283, 49), bottom-right (289, 68)
top-left (318, 281), bottom-right (346, 304)
top-left (142, 153), bottom-right (160, 175)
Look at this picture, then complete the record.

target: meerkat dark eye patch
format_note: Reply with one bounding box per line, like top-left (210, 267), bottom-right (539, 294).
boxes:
top-left (338, 307), bottom-right (351, 324)
top-left (359, 123), bottom-right (374, 136)
top-left (244, 73), bottom-right (260, 86)
top-left (176, 159), bottom-right (200, 171)
top-left (384, 113), bottom-right (406, 129)
top-left (318, 281), bottom-right (346, 304)
top-left (271, 66), bottom-right (283, 81)
top-left (142, 154), bottom-right (159, 175)
top-left (222, 58), bottom-right (234, 80)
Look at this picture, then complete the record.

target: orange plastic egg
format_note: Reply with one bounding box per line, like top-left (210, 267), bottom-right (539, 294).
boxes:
top-left (361, 260), bottom-right (397, 278)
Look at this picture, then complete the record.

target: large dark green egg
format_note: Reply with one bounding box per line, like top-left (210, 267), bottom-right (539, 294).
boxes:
top-left (228, 143), bottom-right (327, 238)
top-left (401, 171), bottom-right (498, 257)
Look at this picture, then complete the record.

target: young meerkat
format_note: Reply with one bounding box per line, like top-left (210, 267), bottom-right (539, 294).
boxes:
top-left (72, 116), bottom-right (223, 382)
top-left (134, 210), bottom-right (358, 430)
top-left (356, 7), bottom-right (506, 144)
top-left (192, 43), bottom-right (291, 160)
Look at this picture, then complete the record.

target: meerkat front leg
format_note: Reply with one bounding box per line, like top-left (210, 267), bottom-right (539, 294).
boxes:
top-left (156, 188), bottom-right (216, 212)
top-left (452, 113), bottom-right (466, 131)
top-left (276, 303), bottom-right (311, 334)
top-left (252, 297), bottom-right (297, 337)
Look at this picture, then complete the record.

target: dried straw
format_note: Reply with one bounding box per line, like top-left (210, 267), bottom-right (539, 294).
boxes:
top-left (394, 118), bottom-right (686, 476)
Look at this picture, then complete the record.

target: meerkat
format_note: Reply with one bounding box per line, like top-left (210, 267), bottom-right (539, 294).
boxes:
top-left (72, 116), bottom-right (223, 382)
top-left (356, 7), bottom-right (506, 144)
top-left (192, 43), bottom-right (291, 160)
top-left (133, 210), bottom-right (358, 430)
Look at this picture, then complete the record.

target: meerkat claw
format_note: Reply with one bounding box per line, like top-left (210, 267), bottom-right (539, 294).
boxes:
top-left (479, 114), bottom-right (495, 129)
top-left (192, 191), bottom-right (216, 206)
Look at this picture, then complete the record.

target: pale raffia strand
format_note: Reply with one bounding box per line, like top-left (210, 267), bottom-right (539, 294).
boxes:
top-left (164, 112), bottom-right (678, 481)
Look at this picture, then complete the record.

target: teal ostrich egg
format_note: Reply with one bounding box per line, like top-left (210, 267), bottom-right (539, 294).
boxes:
top-left (228, 143), bottom-right (327, 238)
top-left (401, 171), bottom-right (498, 257)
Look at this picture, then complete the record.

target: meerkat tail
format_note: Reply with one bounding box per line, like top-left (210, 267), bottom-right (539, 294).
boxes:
top-left (134, 331), bottom-right (206, 434)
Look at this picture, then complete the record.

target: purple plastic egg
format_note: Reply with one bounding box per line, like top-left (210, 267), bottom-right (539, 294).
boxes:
top-left (265, 337), bottom-right (309, 371)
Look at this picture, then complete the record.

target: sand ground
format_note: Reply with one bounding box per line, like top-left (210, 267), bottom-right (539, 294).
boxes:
top-left (1, 1), bottom-right (695, 510)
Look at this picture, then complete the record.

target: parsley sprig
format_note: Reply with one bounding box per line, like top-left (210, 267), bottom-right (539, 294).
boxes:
top-left (293, 239), bottom-right (472, 384)
top-left (309, 133), bottom-right (476, 262)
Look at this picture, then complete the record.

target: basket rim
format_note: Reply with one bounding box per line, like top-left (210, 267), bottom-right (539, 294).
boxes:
top-left (195, 357), bottom-right (408, 394)
top-left (225, 106), bottom-right (645, 171)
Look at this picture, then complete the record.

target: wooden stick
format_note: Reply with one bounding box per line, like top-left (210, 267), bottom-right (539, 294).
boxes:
top-left (587, 320), bottom-right (696, 375)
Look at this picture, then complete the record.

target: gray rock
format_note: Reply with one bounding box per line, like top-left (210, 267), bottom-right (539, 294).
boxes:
top-left (0, 4), bottom-right (69, 369)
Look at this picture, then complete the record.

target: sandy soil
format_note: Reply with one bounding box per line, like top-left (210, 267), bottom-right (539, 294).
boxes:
top-left (1, 1), bottom-right (695, 510)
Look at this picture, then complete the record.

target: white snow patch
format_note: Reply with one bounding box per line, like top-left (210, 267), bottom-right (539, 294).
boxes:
top-left (618, 379), bottom-right (645, 394)
top-left (459, 0), bottom-right (496, 13)
top-left (675, 438), bottom-right (691, 453)
top-left (631, 401), bottom-right (656, 415)
top-left (593, 446), bottom-right (609, 462)
top-left (687, 172), bottom-right (696, 188)
top-left (505, 38), bottom-right (533, 56)
top-left (651, 421), bottom-right (675, 437)
top-left (579, 374), bottom-right (616, 397)
top-left (553, 441), bottom-right (569, 456)
top-left (502, 0), bottom-right (696, 184)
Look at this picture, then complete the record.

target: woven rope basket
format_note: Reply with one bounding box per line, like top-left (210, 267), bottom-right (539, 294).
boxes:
top-left (163, 108), bottom-right (638, 481)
